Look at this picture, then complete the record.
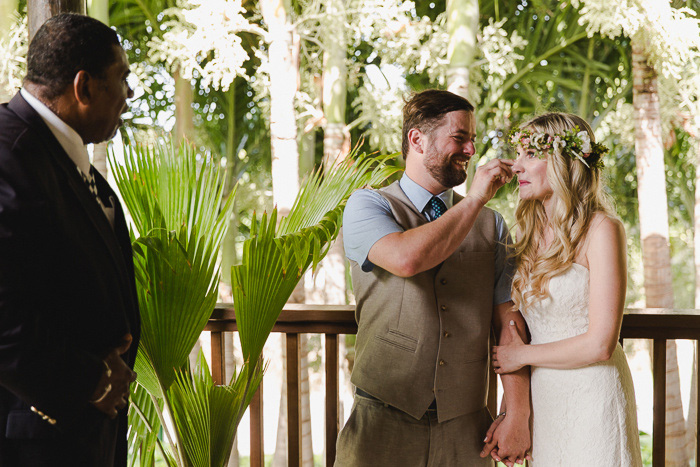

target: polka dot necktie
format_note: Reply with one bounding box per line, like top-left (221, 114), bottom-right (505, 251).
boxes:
top-left (428, 196), bottom-right (447, 221)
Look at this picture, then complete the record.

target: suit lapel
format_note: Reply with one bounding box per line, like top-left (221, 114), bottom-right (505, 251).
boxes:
top-left (7, 93), bottom-right (134, 298)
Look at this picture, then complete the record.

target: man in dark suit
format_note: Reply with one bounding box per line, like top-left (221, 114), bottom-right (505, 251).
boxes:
top-left (0, 13), bottom-right (140, 466)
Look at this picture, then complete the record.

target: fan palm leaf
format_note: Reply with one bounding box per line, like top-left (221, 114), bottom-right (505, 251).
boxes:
top-left (111, 141), bottom-right (235, 391)
top-left (233, 150), bottom-right (399, 369)
top-left (167, 353), bottom-right (264, 467)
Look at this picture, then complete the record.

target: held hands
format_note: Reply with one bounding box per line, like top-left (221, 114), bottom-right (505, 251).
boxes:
top-left (481, 413), bottom-right (532, 466)
top-left (90, 334), bottom-right (137, 418)
top-left (492, 321), bottom-right (527, 374)
top-left (466, 159), bottom-right (514, 206)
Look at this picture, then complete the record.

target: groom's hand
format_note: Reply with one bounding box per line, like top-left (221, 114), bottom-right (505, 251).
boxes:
top-left (480, 414), bottom-right (531, 466)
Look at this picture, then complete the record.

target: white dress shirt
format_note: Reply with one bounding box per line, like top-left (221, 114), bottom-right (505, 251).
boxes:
top-left (20, 88), bottom-right (115, 227)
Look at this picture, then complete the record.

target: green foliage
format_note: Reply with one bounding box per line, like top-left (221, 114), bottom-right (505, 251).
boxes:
top-left (113, 141), bottom-right (233, 393)
top-left (114, 137), bottom-right (397, 466)
top-left (167, 353), bottom-right (262, 467)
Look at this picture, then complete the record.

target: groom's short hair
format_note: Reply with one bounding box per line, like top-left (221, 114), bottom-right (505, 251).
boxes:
top-left (402, 90), bottom-right (474, 160)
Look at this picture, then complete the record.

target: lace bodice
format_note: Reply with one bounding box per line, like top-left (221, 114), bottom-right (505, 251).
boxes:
top-left (521, 263), bottom-right (590, 344)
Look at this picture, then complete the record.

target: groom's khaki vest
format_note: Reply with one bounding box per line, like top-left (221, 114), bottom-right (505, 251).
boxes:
top-left (350, 181), bottom-right (496, 423)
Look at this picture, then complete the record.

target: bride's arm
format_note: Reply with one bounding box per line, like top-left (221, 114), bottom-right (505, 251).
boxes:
top-left (492, 216), bottom-right (627, 371)
top-left (480, 301), bottom-right (531, 463)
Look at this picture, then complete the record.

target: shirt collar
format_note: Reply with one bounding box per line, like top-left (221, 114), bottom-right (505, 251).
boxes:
top-left (20, 88), bottom-right (91, 175)
top-left (399, 173), bottom-right (453, 213)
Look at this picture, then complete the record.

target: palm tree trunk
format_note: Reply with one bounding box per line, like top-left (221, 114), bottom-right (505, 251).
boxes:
top-left (225, 331), bottom-right (240, 467)
top-left (271, 337), bottom-right (288, 467)
top-left (446, 0), bottom-right (477, 196)
top-left (173, 66), bottom-right (194, 145)
top-left (260, 0), bottom-right (300, 217)
top-left (307, 0), bottom-right (348, 317)
top-left (689, 136), bottom-right (700, 463)
top-left (632, 42), bottom-right (689, 466)
top-left (87, 0), bottom-right (110, 178)
top-left (321, 0), bottom-right (347, 169)
top-left (221, 86), bottom-right (239, 286)
top-left (28, 0), bottom-right (85, 40)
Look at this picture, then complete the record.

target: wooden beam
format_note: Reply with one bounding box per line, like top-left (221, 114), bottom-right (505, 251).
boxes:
top-left (27, 0), bottom-right (86, 40)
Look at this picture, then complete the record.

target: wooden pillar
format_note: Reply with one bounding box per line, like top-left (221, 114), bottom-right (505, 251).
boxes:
top-left (28, 0), bottom-right (86, 40)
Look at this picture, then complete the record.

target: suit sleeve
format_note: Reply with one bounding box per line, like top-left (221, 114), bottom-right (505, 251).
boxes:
top-left (0, 136), bottom-right (104, 429)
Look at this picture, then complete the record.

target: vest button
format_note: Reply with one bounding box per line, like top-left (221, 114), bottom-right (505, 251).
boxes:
top-left (443, 331), bottom-right (450, 337)
top-left (439, 359), bottom-right (446, 366)
top-left (440, 305), bottom-right (446, 311)
top-left (440, 278), bottom-right (447, 285)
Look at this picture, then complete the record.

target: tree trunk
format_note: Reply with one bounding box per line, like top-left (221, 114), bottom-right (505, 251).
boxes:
top-left (221, 85), bottom-right (239, 286)
top-left (28, 0), bottom-right (85, 40)
top-left (260, 0), bottom-right (300, 217)
top-left (632, 43), bottom-right (689, 466)
top-left (271, 338), bottom-right (288, 467)
top-left (173, 66), bottom-right (194, 146)
top-left (306, 0), bottom-right (348, 314)
top-left (225, 331), bottom-right (240, 467)
top-left (87, 0), bottom-right (109, 178)
top-left (690, 135), bottom-right (700, 463)
top-left (321, 0), bottom-right (348, 169)
top-left (446, 0), bottom-right (477, 196)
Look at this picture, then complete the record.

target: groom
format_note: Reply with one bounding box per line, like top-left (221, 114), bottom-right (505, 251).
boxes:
top-left (336, 90), bottom-right (530, 465)
top-left (0, 14), bottom-right (139, 466)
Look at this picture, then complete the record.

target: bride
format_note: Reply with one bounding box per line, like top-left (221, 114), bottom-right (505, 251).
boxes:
top-left (491, 113), bottom-right (642, 466)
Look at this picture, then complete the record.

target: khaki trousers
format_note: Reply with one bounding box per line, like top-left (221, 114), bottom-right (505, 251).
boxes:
top-left (335, 394), bottom-right (494, 467)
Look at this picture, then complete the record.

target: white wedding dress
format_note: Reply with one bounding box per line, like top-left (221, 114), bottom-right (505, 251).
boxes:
top-left (521, 263), bottom-right (642, 466)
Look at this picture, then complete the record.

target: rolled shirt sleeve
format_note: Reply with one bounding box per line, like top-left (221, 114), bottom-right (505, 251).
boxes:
top-left (343, 189), bottom-right (403, 272)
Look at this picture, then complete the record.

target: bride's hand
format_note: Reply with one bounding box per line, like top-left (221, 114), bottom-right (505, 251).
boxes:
top-left (492, 321), bottom-right (527, 374)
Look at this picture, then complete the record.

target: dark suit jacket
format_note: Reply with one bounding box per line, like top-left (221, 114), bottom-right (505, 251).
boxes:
top-left (0, 92), bottom-right (140, 466)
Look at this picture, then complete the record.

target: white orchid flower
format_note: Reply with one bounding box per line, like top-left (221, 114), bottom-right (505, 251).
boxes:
top-left (532, 133), bottom-right (545, 149)
top-left (577, 131), bottom-right (592, 153)
top-left (552, 136), bottom-right (566, 154)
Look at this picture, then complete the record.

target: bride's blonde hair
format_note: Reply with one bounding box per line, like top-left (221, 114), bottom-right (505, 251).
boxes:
top-left (510, 112), bottom-right (614, 311)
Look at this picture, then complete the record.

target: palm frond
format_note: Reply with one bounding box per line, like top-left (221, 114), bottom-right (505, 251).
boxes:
top-left (110, 140), bottom-right (235, 391)
top-left (233, 150), bottom-right (398, 366)
top-left (168, 352), bottom-right (264, 467)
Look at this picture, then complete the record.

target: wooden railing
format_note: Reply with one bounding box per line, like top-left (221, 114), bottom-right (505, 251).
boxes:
top-left (206, 305), bottom-right (700, 467)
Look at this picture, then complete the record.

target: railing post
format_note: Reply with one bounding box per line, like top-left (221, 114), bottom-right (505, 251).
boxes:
top-left (211, 331), bottom-right (225, 385)
top-left (652, 338), bottom-right (666, 467)
top-left (250, 381), bottom-right (264, 467)
top-left (696, 339), bottom-right (699, 465)
top-left (325, 334), bottom-right (340, 466)
top-left (287, 333), bottom-right (301, 466)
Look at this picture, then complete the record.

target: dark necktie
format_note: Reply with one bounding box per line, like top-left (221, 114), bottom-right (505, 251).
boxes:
top-left (427, 196), bottom-right (447, 221)
top-left (80, 166), bottom-right (99, 200)
top-left (80, 165), bottom-right (111, 209)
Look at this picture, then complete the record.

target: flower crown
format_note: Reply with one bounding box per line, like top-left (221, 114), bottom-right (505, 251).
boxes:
top-left (509, 126), bottom-right (607, 169)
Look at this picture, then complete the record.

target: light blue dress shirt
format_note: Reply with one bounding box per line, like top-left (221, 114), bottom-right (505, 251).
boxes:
top-left (343, 173), bottom-right (514, 305)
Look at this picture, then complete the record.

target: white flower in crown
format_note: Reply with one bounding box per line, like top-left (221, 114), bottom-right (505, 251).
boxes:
top-left (552, 135), bottom-right (566, 154)
top-left (577, 131), bottom-right (592, 153)
top-left (531, 133), bottom-right (546, 150)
